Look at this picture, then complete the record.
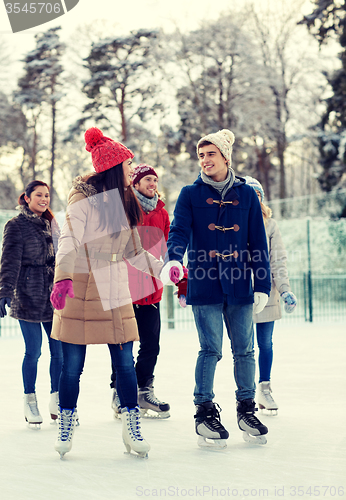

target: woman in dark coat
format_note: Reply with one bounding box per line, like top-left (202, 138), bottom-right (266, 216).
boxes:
top-left (0, 180), bottom-right (62, 428)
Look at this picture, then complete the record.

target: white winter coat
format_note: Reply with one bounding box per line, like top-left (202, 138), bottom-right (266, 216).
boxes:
top-left (253, 218), bottom-right (291, 323)
top-left (51, 176), bottom-right (163, 345)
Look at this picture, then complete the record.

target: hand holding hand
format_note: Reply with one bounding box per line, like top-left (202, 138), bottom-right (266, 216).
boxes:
top-left (160, 261), bottom-right (183, 285)
top-left (50, 280), bottom-right (74, 310)
top-left (254, 292), bottom-right (268, 314)
top-left (0, 297), bottom-right (11, 318)
top-left (281, 291), bottom-right (297, 313)
top-left (176, 266), bottom-right (188, 295)
top-left (169, 266), bottom-right (182, 284)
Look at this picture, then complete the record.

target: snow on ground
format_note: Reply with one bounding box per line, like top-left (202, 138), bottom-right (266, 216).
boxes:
top-left (0, 321), bottom-right (345, 500)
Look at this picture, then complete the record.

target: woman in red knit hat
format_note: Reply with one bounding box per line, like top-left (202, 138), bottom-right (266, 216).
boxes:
top-left (110, 163), bottom-right (171, 419)
top-left (50, 128), bottom-right (182, 459)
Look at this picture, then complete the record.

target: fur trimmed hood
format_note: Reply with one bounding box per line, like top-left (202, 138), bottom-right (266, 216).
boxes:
top-left (69, 174), bottom-right (100, 207)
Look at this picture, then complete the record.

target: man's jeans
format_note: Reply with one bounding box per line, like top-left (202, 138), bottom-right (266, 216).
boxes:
top-left (19, 320), bottom-right (63, 395)
top-left (59, 341), bottom-right (137, 410)
top-left (192, 301), bottom-right (255, 403)
top-left (255, 321), bottom-right (275, 383)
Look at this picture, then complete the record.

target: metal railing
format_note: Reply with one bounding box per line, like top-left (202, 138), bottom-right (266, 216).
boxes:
top-left (160, 275), bottom-right (346, 330)
top-left (1, 275), bottom-right (345, 337)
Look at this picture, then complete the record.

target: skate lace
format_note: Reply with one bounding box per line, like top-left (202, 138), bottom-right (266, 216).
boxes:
top-left (27, 394), bottom-right (40, 416)
top-left (206, 403), bottom-right (224, 430)
top-left (146, 388), bottom-right (163, 406)
top-left (242, 408), bottom-right (262, 427)
top-left (112, 389), bottom-right (121, 410)
top-left (262, 390), bottom-right (276, 405)
top-left (128, 408), bottom-right (144, 441)
top-left (59, 409), bottom-right (75, 442)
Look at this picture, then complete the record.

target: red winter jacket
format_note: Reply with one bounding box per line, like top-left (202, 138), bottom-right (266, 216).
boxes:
top-left (127, 199), bottom-right (170, 305)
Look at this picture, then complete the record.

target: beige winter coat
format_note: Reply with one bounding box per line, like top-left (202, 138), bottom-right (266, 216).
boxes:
top-left (51, 176), bottom-right (163, 345)
top-left (253, 218), bottom-right (291, 323)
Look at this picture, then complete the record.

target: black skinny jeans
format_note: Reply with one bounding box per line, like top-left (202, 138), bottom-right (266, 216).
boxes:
top-left (111, 302), bottom-right (161, 389)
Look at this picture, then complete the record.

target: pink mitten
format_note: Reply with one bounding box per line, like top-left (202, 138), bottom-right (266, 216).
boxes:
top-left (169, 266), bottom-right (181, 284)
top-left (50, 280), bottom-right (75, 310)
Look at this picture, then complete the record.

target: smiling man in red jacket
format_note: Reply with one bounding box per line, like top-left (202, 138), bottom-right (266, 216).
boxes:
top-left (111, 164), bottom-right (171, 418)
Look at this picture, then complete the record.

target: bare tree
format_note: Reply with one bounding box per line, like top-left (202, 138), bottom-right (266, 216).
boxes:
top-left (247, 0), bottom-right (325, 199)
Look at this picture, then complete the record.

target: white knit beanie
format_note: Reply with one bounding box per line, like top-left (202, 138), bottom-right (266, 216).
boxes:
top-left (197, 129), bottom-right (235, 166)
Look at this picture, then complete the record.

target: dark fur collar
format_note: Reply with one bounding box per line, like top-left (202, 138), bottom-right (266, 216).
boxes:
top-left (72, 175), bottom-right (97, 198)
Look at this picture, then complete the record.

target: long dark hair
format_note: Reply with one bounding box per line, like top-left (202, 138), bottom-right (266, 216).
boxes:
top-left (18, 180), bottom-right (55, 223)
top-left (87, 163), bottom-right (142, 231)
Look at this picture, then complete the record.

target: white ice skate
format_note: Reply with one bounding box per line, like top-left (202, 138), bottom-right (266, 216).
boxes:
top-left (49, 392), bottom-right (59, 423)
top-left (195, 402), bottom-right (229, 450)
top-left (237, 399), bottom-right (268, 445)
top-left (258, 382), bottom-right (278, 416)
top-left (121, 406), bottom-right (150, 459)
top-left (111, 388), bottom-right (121, 419)
top-left (138, 378), bottom-right (170, 419)
top-left (24, 393), bottom-right (42, 429)
top-left (55, 408), bottom-right (77, 459)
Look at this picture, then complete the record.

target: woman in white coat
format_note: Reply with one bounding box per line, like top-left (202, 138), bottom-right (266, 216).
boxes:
top-left (245, 177), bottom-right (297, 415)
top-left (50, 128), bottom-right (182, 459)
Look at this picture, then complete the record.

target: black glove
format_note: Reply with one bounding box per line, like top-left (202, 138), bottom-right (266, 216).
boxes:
top-left (0, 297), bottom-right (11, 318)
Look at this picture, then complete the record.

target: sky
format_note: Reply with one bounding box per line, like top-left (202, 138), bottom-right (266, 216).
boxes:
top-left (0, 0), bottom-right (315, 63)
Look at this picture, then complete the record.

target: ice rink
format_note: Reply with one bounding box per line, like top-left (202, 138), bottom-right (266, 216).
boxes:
top-left (0, 321), bottom-right (345, 500)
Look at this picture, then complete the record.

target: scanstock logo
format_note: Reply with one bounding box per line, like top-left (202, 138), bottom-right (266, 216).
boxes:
top-left (4, 0), bottom-right (79, 33)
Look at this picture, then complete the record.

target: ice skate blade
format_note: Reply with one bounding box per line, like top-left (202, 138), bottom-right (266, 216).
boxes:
top-left (242, 431), bottom-right (267, 445)
top-left (140, 408), bottom-right (170, 419)
top-left (124, 450), bottom-right (149, 459)
top-left (26, 420), bottom-right (42, 430)
top-left (259, 408), bottom-right (278, 416)
top-left (197, 435), bottom-right (227, 450)
top-left (113, 411), bottom-right (121, 420)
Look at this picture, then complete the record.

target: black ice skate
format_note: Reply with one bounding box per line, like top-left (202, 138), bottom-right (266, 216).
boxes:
top-left (237, 399), bottom-right (268, 445)
top-left (138, 377), bottom-right (170, 419)
top-left (195, 402), bottom-right (229, 449)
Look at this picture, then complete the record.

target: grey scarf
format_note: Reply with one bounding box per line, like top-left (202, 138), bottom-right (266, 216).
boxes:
top-left (134, 189), bottom-right (158, 213)
top-left (201, 168), bottom-right (236, 199)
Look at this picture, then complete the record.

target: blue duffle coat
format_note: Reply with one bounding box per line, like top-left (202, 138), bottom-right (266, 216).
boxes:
top-left (167, 175), bottom-right (271, 305)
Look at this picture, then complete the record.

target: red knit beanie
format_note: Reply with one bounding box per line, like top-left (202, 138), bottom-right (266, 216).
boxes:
top-left (84, 127), bottom-right (134, 173)
top-left (132, 163), bottom-right (158, 186)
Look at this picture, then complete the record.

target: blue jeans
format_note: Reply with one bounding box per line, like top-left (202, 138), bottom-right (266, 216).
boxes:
top-left (192, 301), bottom-right (255, 403)
top-left (19, 320), bottom-right (63, 395)
top-left (59, 341), bottom-right (137, 410)
top-left (255, 321), bottom-right (275, 383)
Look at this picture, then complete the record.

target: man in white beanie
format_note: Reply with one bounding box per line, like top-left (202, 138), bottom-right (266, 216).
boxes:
top-left (166, 129), bottom-right (271, 448)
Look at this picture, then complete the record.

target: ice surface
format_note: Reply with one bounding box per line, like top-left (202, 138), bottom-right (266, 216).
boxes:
top-left (0, 322), bottom-right (345, 500)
